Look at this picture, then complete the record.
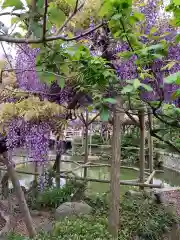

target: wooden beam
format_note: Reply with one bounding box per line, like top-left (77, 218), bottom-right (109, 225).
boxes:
top-left (145, 170), bottom-right (156, 184)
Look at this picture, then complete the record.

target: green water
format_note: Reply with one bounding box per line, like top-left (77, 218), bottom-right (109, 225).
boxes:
top-left (15, 161), bottom-right (139, 194)
top-left (14, 155), bottom-right (180, 195)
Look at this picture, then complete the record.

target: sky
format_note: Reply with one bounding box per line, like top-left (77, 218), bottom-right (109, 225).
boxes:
top-left (0, 0), bottom-right (26, 59)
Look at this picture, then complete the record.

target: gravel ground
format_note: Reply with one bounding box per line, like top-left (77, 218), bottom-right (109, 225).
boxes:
top-left (0, 215), bottom-right (6, 231)
top-left (161, 190), bottom-right (180, 240)
top-left (11, 212), bottom-right (54, 236)
top-left (163, 190), bottom-right (180, 217)
top-left (0, 197), bottom-right (54, 237)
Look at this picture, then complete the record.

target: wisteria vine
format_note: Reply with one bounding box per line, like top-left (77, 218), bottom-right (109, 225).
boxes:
top-left (1, 0), bottom-right (179, 166)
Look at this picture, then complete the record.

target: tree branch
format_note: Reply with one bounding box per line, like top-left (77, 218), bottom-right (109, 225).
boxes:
top-left (0, 42), bottom-right (13, 69)
top-left (149, 103), bottom-right (180, 128)
top-left (88, 113), bottom-right (100, 126)
top-left (150, 129), bottom-right (180, 154)
top-left (0, 22), bottom-right (104, 43)
top-left (124, 111), bottom-right (140, 127)
top-left (56, 0), bottom-right (84, 35)
top-left (26, 0), bottom-right (37, 37)
top-left (42, 0), bottom-right (48, 40)
top-left (0, 12), bottom-right (22, 17)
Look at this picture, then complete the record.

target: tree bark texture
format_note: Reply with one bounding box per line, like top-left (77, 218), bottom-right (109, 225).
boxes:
top-left (108, 96), bottom-right (124, 239)
top-left (1, 172), bottom-right (9, 199)
top-left (84, 110), bottom-right (89, 179)
top-left (55, 153), bottom-right (61, 188)
top-left (147, 109), bottom-right (154, 184)
top-left (138, 109), bottom-right (145, 190)
top-left (2, 153), bottom-right (36, 237)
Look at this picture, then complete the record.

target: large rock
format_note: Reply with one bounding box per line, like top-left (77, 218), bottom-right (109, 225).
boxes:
top-left (55, 202), bottom-right (92, 220)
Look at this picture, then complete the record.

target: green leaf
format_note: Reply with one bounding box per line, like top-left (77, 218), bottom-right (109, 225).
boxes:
top-left (117, 51), bottom-right (134, 59)
top-left (48, 8), bottom-right (66, 27)
top-left (60, 64), bottom-right (69, 75)
top-left (31, 22), bottom-right (42, 38)
top-left (103, 98), bottom-right (117, 104)
top-left (176, 89), bottom-right (180, 96)
top-left (100, 107), bottom-right (109, 121)
top-left (150, 27), bottom-right (157, 35)
top-left (133, 11), bottom-right (144, 21)
top-left (98, 1), bottom-right (112, 17)
top-left (164, 72), bottom-right (180, 84)
top-left (152, 53), bottom-right (164, 59)
top-left (171, 89), bottom-right (180, 99)
top-left (112, 13), bottom-right (122, 20)
top-left (175, 34), bottom-right (180, 43)
top-left (11, 17), bottom-right (19, 25)
top-left (87, 106), bottom-right (94, 112)
top-left (176, 76), bottom-right (180, 85)
top-left (57, 77), bottom-right (65, 89)
top-left (140, 83), bottom-right (153, 92)
top-left (173, 0), bottom-right (180, 5)
top-left (121, 85), bottom-right (134, 94)
top-left (2, 0), bottom-right (24, 9)
top-left (36, 68), bottom-right (55, 86)
top-left (133, 79), bottom-right (141, 89)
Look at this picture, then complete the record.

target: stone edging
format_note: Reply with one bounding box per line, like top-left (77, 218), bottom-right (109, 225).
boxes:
top-left (156, 150), bottom-right (180, 172)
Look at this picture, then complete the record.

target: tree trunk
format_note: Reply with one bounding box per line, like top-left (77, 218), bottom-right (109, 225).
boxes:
top-left (34, 162), bottom-right (38, 186)
top-left (84, 110), bottom-right (89, 179)
top-left (2, 154), bottom-right (36, 237)
top-left (55, 153), bottom-right (61, 188)
top-left (148, 109), bottom-right (154, 184)
top-left (1, 172), bottom-right (9, 199)
top-left (138, 109), bottom-right (145, 190)
top-left (108, 96), bottom-right (124, 239)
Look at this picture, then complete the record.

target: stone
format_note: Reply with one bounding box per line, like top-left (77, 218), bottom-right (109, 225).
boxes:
top-left (55, 202), bottom-right (92, 220)
top-left (38, 222), bottom-right (53, 233)
top-left (125, 190), bottom-right (144, 197)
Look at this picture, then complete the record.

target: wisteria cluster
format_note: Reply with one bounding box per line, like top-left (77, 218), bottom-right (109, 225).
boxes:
top-left (6, 118), bottom-right (51, 164)
top-left (113, 0), bottom-right (180, 105)
top-left (15, 44), bottom-right (48, 93)
top-left (6, 44), bottom-right (75, 163)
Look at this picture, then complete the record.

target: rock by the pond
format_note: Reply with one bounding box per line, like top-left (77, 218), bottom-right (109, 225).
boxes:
top-left (55, 202), bottom-right (92, 220)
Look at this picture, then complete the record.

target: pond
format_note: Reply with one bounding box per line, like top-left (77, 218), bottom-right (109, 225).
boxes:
top-left (11, 152), bottom-right (180, 195)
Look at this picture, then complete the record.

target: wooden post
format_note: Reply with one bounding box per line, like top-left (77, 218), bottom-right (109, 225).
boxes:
top-left (34, 161), bottom-right (38, 186)
top-left (138, 109), bottom-right (145, 190)
top-left (84, 110), bottom-right (89, 179)
top-left (108, 96), bottom-right (124, 239)
top-left (55, 153), bottom-right (61, 188)
top-left (89, 123), bottom-right (92, 156)
top-left (148, 109), bottom-right (154, 184)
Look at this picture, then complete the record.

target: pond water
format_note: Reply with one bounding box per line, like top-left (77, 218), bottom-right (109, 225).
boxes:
top-left (11, 152), bottom-right (180, 195)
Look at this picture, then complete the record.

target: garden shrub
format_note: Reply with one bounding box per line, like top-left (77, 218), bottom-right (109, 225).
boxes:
top-left (31, 180), bottom-right (86, 209)
top-left (8, 194), bottom-right (177, 240)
